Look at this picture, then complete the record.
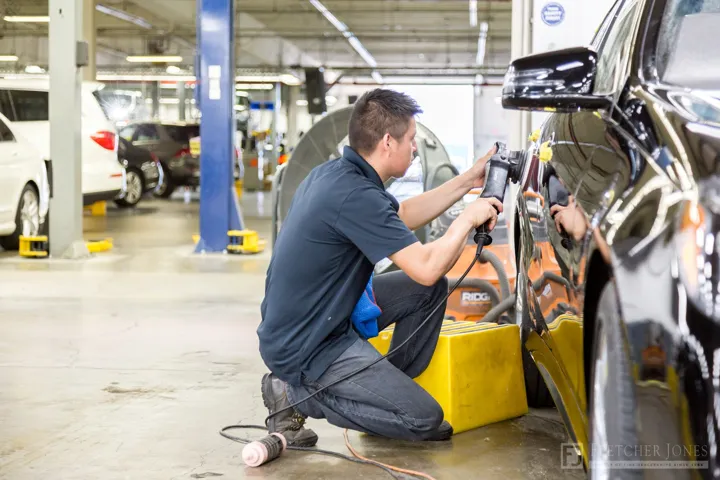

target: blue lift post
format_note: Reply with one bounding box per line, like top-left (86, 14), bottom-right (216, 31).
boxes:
top-left (195, 0), bottom-right (244, 253)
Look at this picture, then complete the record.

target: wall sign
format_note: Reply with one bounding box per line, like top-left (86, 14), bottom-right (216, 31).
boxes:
top-left (541, 2), bottom-right (566, 26)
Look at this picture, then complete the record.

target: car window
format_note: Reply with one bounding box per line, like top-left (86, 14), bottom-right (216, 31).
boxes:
top-left (655, 0), bottom-right (720, 86)
top-left (9, 90), bottom-right (49, 121)
top-left (119, 126), bottom-right (136, 141)
top-left (0, 90), bottom-right (15, 121)
top-left (164, 125), bottom-right (200, 143)
top-left (591, 0), bottom-right (626, 47)
top-left (0, 118), bottom-right (15, 142)
top-left (593, 0), bottom-right (643, 95)
top-left (134, 124), bottom-right (160, 142)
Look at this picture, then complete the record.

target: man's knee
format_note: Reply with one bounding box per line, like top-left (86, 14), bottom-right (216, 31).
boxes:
top-left (399, 396), bottom-right (444, 440)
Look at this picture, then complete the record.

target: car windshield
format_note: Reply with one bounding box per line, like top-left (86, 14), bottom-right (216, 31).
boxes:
top-left (656, 0), bottom-right (720, 89)
top-left (165, 125), bottom-right (200, 143)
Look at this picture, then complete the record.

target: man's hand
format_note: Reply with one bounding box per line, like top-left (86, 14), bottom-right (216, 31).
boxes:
top-left (465, 144), bottom-right (499, 189)
top-left (459, 197), bottom-right (503, 231)
top-left (550, 195), bottom-right (587, 241)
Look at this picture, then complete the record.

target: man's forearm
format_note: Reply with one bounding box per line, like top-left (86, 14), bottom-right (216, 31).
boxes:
top-left (398, 171), bottom-right (474, 231)
top-left (420, 216), bottom-right (474, 284)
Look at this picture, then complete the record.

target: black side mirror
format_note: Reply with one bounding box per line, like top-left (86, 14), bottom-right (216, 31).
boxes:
top-left (502, 46), bottom-right (612, 112)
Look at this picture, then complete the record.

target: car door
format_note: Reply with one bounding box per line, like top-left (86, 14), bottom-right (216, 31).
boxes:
top-left (517, 0), bottom-right (646, 443)
top-left (0, 115), bottom-right (34, 230)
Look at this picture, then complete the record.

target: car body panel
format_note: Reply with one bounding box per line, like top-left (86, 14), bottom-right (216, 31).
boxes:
top-left (0, 80), bottom-right (125, 201)
top-left (0, 112), bottom-right (49, 236)
top-left (506, 0), bottom-right (720, 473)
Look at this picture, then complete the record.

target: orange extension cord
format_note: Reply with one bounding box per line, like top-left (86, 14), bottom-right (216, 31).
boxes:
top-left (343, 429), bottom-right (438, 480)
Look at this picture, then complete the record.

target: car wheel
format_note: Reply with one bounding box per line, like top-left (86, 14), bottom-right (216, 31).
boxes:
top-left (589, 283), bottom-right (641, 479)
top-left (0, 184), bottom-right (40, 251)
top-left (154, 165), bottom-right (175, 198)
top-left (114, 169), bottom-right (144, 208)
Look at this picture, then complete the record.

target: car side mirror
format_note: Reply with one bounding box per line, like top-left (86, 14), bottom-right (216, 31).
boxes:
top-left (502, 46), bottom-right (612, 112)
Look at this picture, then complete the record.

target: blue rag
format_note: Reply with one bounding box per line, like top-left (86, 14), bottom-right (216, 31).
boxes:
top-left (351, 273), bottom-right (381, 339)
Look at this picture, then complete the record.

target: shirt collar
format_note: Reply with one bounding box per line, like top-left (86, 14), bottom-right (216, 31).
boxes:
top-left (343, 146), bottom-right (384, 189)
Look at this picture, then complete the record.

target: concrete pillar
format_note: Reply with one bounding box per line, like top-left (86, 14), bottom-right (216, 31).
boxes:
top-left (177, 81), bottom-right (187, 121)
top-left (49, 0), bottom-right (89, 259)
top-left (82, 0), bottom-right (96, 81)
top-left (151, 81), bottom-right (160, 119)
top-left (270, 82), bottom-right (281, 167)
top-left (473, 81), bottom-right (483, 161)
top-left (286, 86), bottom-right (298, 150)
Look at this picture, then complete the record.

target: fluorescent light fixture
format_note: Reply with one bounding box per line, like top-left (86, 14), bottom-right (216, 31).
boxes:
top-left (126, 55), bottom-right (183, 63)
top-left (371, 71), bottom-right (384, 84)
top-left (296, 99), bottom-right (309, 106)
top-left (308, 0), bottom-right (379, 70)
top-left (166, 65), bottom-right (182, 74)
top-left (308, 0), bottom-right (349, 32)
top-left (159, 98), bottom-right (180, 104)
top-left (347, 36), bottom-right (377, 68)
top-left (469, 0), bottom-right (478, 27)
top-left (0, 55), bottom-right (18, 62)
top-left (234, 105), bottom-right (247, 111)
top-left (235, 83), bottom-right (274, 90)
top-left (279, 73), bottom-right (302, 86)
top-left (476, 22), bottom-right (489, 66)
top-left (4, 16), bottom-right (49, 22)
top-left (96, 4), bottom-right (152, 29)
top-left (236, 90), bottom-right (249, 97)
top-left (325, 95), bottom-right (337, 106)
top-left (97, 74), bottom-right (196, 82)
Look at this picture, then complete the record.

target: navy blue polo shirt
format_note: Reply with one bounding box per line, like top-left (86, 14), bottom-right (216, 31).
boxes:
top-left (258, 146), bottom-right (419, 386)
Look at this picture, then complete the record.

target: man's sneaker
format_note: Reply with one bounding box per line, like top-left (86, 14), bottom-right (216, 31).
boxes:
top-left (261, 373), bottom-right (319, 447)
top-left (425, 421), bottom-right (453, 441)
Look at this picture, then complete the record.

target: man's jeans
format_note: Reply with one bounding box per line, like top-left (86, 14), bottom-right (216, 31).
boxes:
top-left (286, 270), bottom-right (448, 441)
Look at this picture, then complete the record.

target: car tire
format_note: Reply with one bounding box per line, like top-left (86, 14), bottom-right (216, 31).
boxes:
top-left (522, 346), bottom-right (555, 408)
top-left (0, 184), bottom-right (41, 251)
top-left (154, 164), bottom-right (175, 198)
top-left (114, 168), bottom-right (144, 208)
top-left (588, 283), bottom-right (642, 479)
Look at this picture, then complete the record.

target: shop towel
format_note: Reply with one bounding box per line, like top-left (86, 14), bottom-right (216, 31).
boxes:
top-left (351, 272), bottom-right (381, 339)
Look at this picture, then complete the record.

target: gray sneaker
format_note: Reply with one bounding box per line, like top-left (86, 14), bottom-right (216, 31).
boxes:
top-left (261, 373), bottom-right (319, 447)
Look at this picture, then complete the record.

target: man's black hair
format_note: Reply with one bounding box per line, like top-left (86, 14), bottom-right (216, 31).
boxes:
top-left (348, 88), bottom-right (423, 155)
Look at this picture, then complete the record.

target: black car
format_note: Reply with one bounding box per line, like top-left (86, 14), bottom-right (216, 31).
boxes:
top-left (118, 122), bottom-right (200, 198)
top-left (499, 0), bottom-right (720, 476)
top-left (114, 137), bottom-right (162, 208)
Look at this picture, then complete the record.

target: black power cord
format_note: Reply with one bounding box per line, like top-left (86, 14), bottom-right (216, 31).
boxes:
top-left (263, 234), bottom-right (491, 425)
top-left (220, 235), bottom-right (491, 478)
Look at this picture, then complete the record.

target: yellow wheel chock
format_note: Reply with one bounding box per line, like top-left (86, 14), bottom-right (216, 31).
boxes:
top-left (227, 230), bottom-right (266, 254)
top-left (86, 238), bottom-right (113, 253)
top-left (19, 235), bottom-right (49, 258)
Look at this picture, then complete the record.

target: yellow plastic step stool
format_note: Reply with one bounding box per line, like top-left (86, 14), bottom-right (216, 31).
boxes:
top-left (369, 320), bottom-right (528, 434)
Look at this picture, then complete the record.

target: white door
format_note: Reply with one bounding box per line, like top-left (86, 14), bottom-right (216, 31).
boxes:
top-left (0, 117), bottom-right (34, 232)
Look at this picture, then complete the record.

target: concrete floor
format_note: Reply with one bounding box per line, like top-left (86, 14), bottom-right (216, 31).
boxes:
top-left (0, 192), bottom-right (584, 480)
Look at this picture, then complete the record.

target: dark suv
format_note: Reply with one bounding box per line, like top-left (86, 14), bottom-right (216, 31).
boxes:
top-left (501, 0), bottom-right (720, 475)
top-left (119, 122), bottom-right (200, 198)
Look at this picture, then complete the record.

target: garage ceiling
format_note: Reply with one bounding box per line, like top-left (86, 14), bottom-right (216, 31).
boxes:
top-left (0, 0), bottom-right (511, 80)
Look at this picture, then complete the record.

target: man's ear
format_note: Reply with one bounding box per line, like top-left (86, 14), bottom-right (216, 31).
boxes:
top-left (384, 133), bottom-right (393, 150)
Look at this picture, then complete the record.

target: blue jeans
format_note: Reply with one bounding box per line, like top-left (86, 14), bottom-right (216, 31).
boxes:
top-left (286, 270), bottom-right (448, 441)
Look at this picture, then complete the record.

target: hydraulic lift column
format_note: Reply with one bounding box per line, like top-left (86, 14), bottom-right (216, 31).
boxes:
top-left (195, 0), bottom-right (244, 253)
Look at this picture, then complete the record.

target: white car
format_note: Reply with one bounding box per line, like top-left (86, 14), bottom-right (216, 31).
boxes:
top-left (0, 79), bottom-right (125, 205)
top-left (0, 112), bottom-right (50, 250)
